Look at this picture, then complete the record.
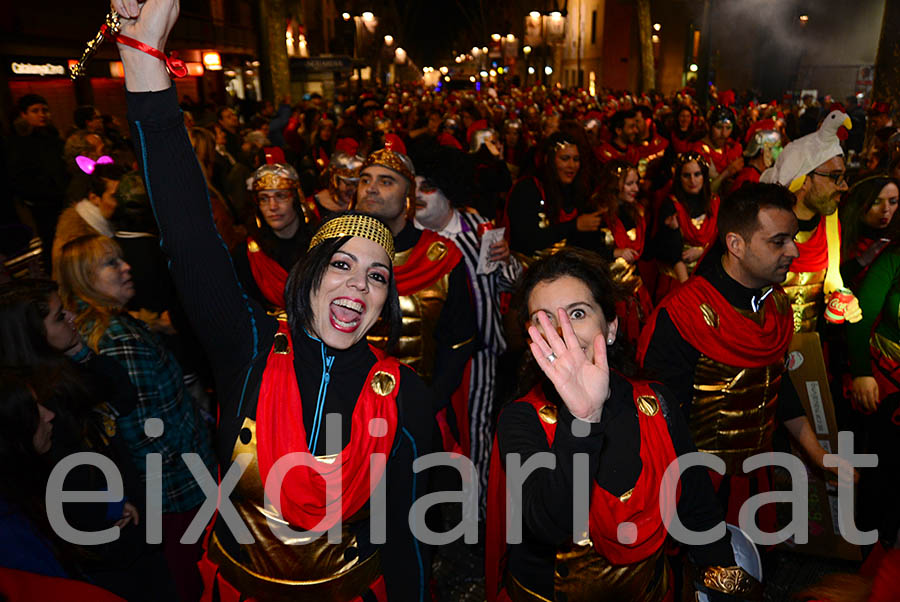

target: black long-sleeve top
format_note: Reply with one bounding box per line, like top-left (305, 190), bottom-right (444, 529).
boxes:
top-left (127, 87), bottom-right (432, 601)
top-left (642, 254), bottom-right (805, 423)
top-left (508, 178), bottom-right (579, 256)
top-left (497, 372), bottom-right (735, 599)
top-left (393, 221), bottom-right (477, 413)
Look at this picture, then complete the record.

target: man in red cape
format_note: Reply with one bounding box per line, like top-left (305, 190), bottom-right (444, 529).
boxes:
top-left (639, 183), bottom-right (845, 533)
top-left (231, 162), bottom-right (316, 311)
top-left (355, 135), bottom-right (477, 452)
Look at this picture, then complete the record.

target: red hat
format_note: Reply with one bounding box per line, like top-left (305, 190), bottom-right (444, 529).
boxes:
top-left (263, 146), bottom-right (286, 165)
top-left (869, 100), bottom-right (891, 115)
top-left (466, 119), bottom-right (489, 145)
top-left (335, 137), bottom-right (360, 156)
top-left (383, 133), bottom-right (407, 155)
top-left (744, 118), bottom-right (779, 144)
top-left (438, 132), bottom-right (463, 150)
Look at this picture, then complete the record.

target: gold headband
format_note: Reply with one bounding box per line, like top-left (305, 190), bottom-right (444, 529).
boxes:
top-left (308, 214), bottom-right (395, 262)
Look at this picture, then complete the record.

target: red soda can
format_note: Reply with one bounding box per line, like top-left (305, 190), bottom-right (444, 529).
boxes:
top-left (824, 288), bottom-right (854, 323)
top-left (477, 221), bottom-right (495, 238)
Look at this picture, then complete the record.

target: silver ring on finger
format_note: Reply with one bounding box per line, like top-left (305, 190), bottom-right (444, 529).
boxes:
top-left (546, 352), bottom-right (557, 364)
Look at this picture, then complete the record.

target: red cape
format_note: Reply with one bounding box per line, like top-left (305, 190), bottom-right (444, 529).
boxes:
top-left (637, 275), bottom-right (792, 368)
top-left (671, 194), bottom-right (720, 248)
top-left (256, 322), bottom-right (400, 531)
top-left (789, 217), bottom-right (833, 274)
top-left (485, 380), bottom-right (679, 601)
top-left (246, 237), bottom-right (288, 309)
top-left (393, 229), bottom-right (463, 296)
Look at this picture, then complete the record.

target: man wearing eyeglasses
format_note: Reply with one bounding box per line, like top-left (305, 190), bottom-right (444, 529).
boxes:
top-left (232, 163), bottom-right (315, 310)
top-left (761, 109), bottom-right (853, 332)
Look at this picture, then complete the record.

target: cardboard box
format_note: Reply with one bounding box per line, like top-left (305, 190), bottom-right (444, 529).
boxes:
top-left (780, 332), bottom-right (861, 562)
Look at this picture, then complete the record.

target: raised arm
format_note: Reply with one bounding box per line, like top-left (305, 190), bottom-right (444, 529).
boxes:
top-left (115, 0), bottom-right (274, 391)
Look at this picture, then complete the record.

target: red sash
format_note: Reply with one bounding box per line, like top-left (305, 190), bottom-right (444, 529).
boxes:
top-left (394, 229), bottom-right (463, 296)
top-left (671, 194), bottom-right (720, 248)
top-left (692, 140), bottom-right (742, 174)
top-left (246, 237), bottom-right (289, 309)
top-left (608, 209), bottom-right (646, 255)
top-left (789, 218), bottom-right (831, 273)
top-left (638, 275), bottom-right (792, 368)
top-left (485, 380), bottom-right (680, 601)
top-left (255, 322), bottom-right (400, 531)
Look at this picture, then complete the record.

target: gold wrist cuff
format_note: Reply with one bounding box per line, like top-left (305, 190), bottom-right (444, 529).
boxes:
top-left (703, 565), bottom-right (762, 598)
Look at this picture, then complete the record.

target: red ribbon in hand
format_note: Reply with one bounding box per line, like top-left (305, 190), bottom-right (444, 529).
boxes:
top-left (100, 24), bottom-right (187, 78)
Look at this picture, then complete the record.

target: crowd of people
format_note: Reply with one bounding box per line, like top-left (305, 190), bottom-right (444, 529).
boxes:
top-left (2, 0), bottom-right (900, 600)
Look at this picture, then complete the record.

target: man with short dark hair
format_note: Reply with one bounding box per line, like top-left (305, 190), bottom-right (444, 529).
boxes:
top-left (7, 94), bottom-right (68, 268)
top-left (594, 108), bottom-right (639, 163)
top-left (355, 137), bottom-right (476, 429)
top-left (216, 106), bottom-right (241, 158)
top-left (640, 182), bottom-right (852, 533)
top-left (74, 105), bottom-right (104, 134)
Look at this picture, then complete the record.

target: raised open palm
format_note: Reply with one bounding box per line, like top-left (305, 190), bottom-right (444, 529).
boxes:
top-left (528, 308), bottom-right (609, 423)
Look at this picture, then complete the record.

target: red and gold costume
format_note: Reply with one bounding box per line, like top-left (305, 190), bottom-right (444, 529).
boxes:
top-left (486, 380), bottom-right (680, 602)
top-left (368, 226), bottom-right (476, 455)
top-left (200, 322), bottom-right (399, 602)
top-left (602, 207), bottom-right (653, 345)
top-left (782, 215), bottom-right (836, 332)
top-left (653, 193), bottom-right (721, 302)
top-left (639, 265), bottom-right (795, 531)
top-left (691, 139), bottom-right (743, 177)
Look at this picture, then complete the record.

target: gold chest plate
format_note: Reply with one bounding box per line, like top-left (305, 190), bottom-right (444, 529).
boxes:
top-left (506, 545), bottom-right (668, 602)
top-left (207, 418), bottom-right (380, 601)
top-left (367, 247), bottom-right (451, 384)
top-left (690, 355), bottom-right (784, 474)
top-left (781, 269), bottom-right (826, 332)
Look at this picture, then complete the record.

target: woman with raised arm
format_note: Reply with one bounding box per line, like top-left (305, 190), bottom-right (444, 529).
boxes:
top-left (485, 249), bottom-right (759, 602)
top-left (111, 0), bottom-right (432, 600)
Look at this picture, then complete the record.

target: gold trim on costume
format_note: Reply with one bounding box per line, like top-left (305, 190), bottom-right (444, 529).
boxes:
top-left (273, 333), bottom-right (290, 354)
top-left (618, 488), bottom-right (634, 503)
top-left (636, 395), bottom-right (659, 416)
top-left (538, 405), bottom-right (558, 424)
top-left (308, 214), bottom-right (395, 261)
top-left (253, 172), bottom-right (298, 191)
top-left (451, 336), bottom-right (475, 350)
top-left (703, 565), bottom-right (762, 597)
top-left (700, 303), bottom-right (719, 328)
top-left (370, 371), bottom-right (396, 396)
top-left (426, 241), bottom-right (448, 262)
top-left (248, 240), bottom-right (260, 253)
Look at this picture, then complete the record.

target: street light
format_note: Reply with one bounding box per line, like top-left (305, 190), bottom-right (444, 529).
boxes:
top-left (440, 66), bottom-right (449, 74)
top-left (384, 34), bottom-right (394, 45)
top-left (395, 47), bottom-right (407, 63)
top-left (529, 11), bottom-right (541, 19)
top-left (342, 12), bottom-right (351, 21)
top-left (653, 23), bottom-right (661, 31)
top-left (689, 63), bottom-right (698, 72)
top-left (550, 11), bottom-right (562, 20)
top-left (799, 14), bottom-right (809, 23)
top-left (472, 46), bottom-right (481, 56)
top-left (528, 66), bottom-right (535, 74)
top-left (544, 65), bottom-right (553, 75)
top-left (523, 45), bottom-right (532, 55)
top-left (491, 33), bottom-right (501, 42)
top-left (651, 34), bottom-right (659, 44)
top-left (482, 46), bottom-right (488, 53)
top-left (362, 12), bottom-right (374, 23)
top-left (506, 34), bottom-right (515, 42)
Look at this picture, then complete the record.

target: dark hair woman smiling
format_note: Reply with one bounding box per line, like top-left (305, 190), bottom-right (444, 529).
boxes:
top-left (112, 0), bottom-right (433, 599)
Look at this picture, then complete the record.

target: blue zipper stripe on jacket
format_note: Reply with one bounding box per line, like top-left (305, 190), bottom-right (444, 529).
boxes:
top-left (308, 340), bottom-right (334, 452)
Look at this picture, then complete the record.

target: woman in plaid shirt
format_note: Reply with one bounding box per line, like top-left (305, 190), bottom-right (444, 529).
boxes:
top-left (57, 233), bottom-right (215, 601)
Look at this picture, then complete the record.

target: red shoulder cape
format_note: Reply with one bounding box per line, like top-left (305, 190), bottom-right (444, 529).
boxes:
top-left (789, 217), bottom-right (833, 273)
top-left (485, 380), bottom-right (679, 601)
top-left (637, 274), bottom-right (792, 368)
top-left (671, 194), bottom-right (720, 248)
top-left (256, 322), bottom-right (400, 531)
top-left (393, 229), bottom-right (463, 296)
top-left (246, 237), bottom-right (288, 309)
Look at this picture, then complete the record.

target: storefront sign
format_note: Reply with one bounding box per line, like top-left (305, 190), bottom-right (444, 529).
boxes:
top-left (290, 56), bottom-right (355, 76)
top-left (10, 61), bottom-right (67, 76)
